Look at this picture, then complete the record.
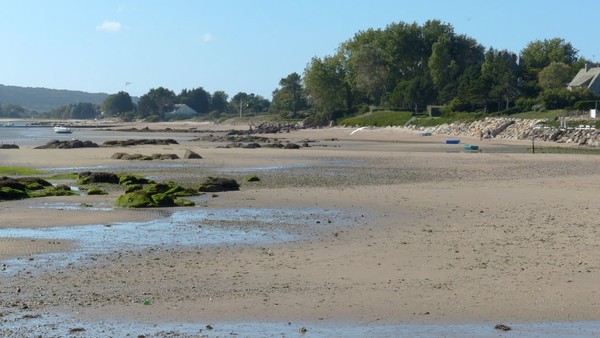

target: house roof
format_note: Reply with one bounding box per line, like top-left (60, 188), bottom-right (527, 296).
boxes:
top-left (568, 67), bottom-right (600, 88)
top-left (167, 104), bottom-right (198, 115)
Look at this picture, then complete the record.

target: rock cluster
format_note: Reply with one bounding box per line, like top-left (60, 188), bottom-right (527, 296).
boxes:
top-left (410, 117), bottom-right (600, 146)
top-left (34, 139), bottom-right (99, 149)
top-left (111, 150), bottom-right (202, 160)
top-left (0, 176), bottom-right (76, 201)
top-left (102, 139), bottom-right (179, 146)
top-left (111, 152), bottom-right (180, 160)
top-left (409, 117), bottom-right (543, 140)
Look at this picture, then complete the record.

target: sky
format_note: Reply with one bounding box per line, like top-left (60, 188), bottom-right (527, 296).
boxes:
top-left (2, 0), bottom-right (600, 100)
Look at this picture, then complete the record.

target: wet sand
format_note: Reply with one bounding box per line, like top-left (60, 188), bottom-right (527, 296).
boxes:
top-left (1, 122), bottom-right (600, 335)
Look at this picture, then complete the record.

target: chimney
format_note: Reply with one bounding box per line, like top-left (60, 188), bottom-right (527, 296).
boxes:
top-left (585, 63), bottom-right (591, 72)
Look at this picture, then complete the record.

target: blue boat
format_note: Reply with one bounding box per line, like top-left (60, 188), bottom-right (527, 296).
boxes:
top-left (443, 139), bottom-right (460, 144)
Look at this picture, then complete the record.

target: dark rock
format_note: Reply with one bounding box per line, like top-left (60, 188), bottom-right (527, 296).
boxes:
top-left (242, 143), bottom-right (261, 149)
top-left (284, 143), bottom-right (300, 149)
top-left (34, 139), bottom-right (99, 149)
top-left (0, 144), bottom-right (19, 149)
top-left (158, 154), bottom-right (179, 160)
top-left (125, 153), bottom-right (145, 160)
top-left (102, 139), bottom-right (179, 147)
top-left (198, 177), bottom-right (240, 192)
top-left (111, 152), bottom-right (129, 159)
top-left (184, 150), bottom-right (202, 159)
top-left (494, 324), bottom-right (511, 331)
top-left (77, 171), bottom-right (120, 184)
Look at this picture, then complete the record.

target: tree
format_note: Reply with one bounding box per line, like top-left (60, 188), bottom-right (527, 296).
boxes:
top-left (521, 38), bottom-right (579, 70)
top-left (520, 38), bottom-right (579, 97)
top-left (179, 87), bottom-right (211, 115)
top-left (229, 92), bottom-right (269, 116)
top-left (210, 91), bottom-right (228, 114)
top-left (271, 72), bottom-right (307, 116)
top-left (101, 91), bottom-right (134, 116)
top-left (138, 87), bottom-right (176, 120)
top-left (388, 70), bottom-right (436, 113)
top-left (481, 49), bottom-right (520, 111)
top-left (137, 95), bottom-right (158, 119)
top-left (70, 102), bottom-right (98, 119)
top-left (538, 62), bottom-right (572, 91)
top-left (348, 44), bottom-right (389, 103)
top-left (455, 64), bottom-right (490, 111)
top-left (303, 54), bottom-right (350, 121)
top-left (429, 34), bottom-right (484, 103)
top-left (0, 104), bottom-right (26, 118)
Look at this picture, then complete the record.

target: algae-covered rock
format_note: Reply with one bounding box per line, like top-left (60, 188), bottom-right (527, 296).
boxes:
top-left (0, 186), bottom-right (29, 200)
top-left (115, 191), bottom-right (157, 208)
top-left (151, 193), bottom-right (176, 207)
top-left (115, 181), bottom-right (198, 208)
top-left (30, 185), bottom-right (77, 197)
top-left (119, 174), bottom-right (152, 186)
top-left (0, 176), bottom-right (68, 201)
top-left (0, 176), bottom-right (52, 191)
top-left (174, 198), bottom-right (195, 207)
top-left (244, 175), bottom-right (260, 182)
top-left (87, 187), bottom-right (108, 195)
top-left (124, 184), bottom-right (144, 193)
top-left (198, 177), bottom-right (240, 192)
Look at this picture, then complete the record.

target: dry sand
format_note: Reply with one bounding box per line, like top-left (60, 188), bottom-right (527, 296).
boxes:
top-left (1, 122), bottom-right (599, 334)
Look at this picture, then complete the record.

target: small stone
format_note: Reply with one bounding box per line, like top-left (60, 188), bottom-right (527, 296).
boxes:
top-left (494, 324), bottom-right (511, 331)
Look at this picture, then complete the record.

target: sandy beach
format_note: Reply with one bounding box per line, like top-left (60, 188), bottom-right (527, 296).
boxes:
top-left (1, 121), bottom-right (599, 336)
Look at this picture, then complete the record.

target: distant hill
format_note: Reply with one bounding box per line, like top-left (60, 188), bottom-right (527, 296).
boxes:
top-left (0, 84), bottom-right (109, 112)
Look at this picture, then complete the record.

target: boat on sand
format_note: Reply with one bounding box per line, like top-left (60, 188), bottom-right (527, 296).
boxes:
top-left (53, 126), bottom-right (73, 134)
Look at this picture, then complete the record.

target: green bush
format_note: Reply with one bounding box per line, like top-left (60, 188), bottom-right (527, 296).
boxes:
top-left (339, 110), bottom-right (413, 127)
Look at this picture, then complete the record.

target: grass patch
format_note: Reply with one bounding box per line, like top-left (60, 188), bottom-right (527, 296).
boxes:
top-left (504, 110), bottom-right (564, 120)
top-left (339, 110), bottom-right (413, 127)
top-left (0, 167), bottom-right (47, 176)
top-left (412, 112), bottom-right (483, 127)
top-left (532, 146), bottom-right (600, 155)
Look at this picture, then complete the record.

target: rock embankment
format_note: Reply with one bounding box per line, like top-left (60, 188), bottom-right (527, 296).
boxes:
top-left (409, 117), bottom-right (543, 140)
top-left (409, 117), bottom-right (600, 146)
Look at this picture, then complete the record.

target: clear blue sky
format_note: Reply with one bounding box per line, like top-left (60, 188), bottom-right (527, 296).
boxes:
top-left (1, 0), bottom-right (599, 100)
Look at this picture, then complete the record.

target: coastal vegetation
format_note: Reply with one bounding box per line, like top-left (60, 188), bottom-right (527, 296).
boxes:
top-left (1, 20), bottom-right (598, 128)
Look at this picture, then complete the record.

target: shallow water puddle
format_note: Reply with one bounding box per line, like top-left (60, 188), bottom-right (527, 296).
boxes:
top-left (0, 208), bottom-right (346, 274)
top-left (2, 311), bottom-right (600, 338)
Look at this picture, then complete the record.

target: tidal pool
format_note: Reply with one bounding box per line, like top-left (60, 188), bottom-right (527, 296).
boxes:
top-left (2, 311), bottom-right (599, 338)
top-left (0, 207), bottom-right (347, 275)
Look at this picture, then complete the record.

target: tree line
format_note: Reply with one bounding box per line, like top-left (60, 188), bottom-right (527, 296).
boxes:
top-left (295, 20), bottom-right (598, 122)
top-left (2, 19), bottom-right (596, 122)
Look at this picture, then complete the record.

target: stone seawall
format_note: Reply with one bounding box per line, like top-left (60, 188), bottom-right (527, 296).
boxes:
top-left (408, 117), bottom-right (600, 146)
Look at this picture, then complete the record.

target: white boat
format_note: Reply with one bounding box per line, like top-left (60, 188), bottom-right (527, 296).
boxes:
top-left (54, 126), bottom-right (73, 134)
